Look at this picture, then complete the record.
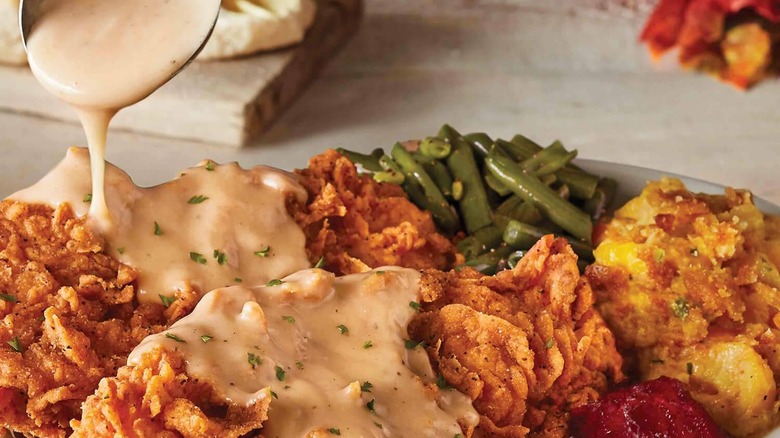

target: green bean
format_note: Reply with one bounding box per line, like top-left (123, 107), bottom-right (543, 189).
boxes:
top-left (556, 167), bottom-right (599, 199)
top-left (485, 150), bottom-right (593, 242)
top-left (564, 235), bottom-right (595, 261)
top-left (379, 154), bottom-right (402, 173)
top-left (494, 138), bottom-right (533, 161)
top-left (420, 136), bottom-right (452, 159)
top-left (440, 125), bottom-right (494, 233)
top-left (584, 177), bottom-right (617, 221)
top-left (506, 250), bottom-right (526, 269)
top-left (373, 171), bottom-right (404, 184)
top-left (509, 134), bottom-right (543, 158)
top-left (391, 143), bottom-right (459, 233)
top-left (460, 246), bottom-right (514, 275)
top-left (495, 196), bottom-right (543, 227)
top-left (519, 141), bottom-right (569, 173)
top-left (503, 220), bottom-right (549, 249)
top-left (457, 225), bottom-right (503, 259)
top-left (540, 174), bottom-right (557, 186)
top-left (424, 160), bottom-right (454, 199)
top-left (411, 151), bottom-right (435, 165)
top-left (485, 172), bottom-right (511, 196)
top-left (463, 132), bottom-right (494, 158)
top-left (336, 148), bottom-right (383, 173)
top-left (556, 184), bottom-right (570, 201)
top-left (536, 150), bottom-right (578, 176)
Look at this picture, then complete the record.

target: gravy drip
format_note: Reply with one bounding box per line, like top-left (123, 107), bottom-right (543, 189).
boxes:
top-left (9, 148), bottom-right (311, 303)
top-left (25, 0), bottom-right (219, 229)
top-left (129, 268), bottom-right (479, 437)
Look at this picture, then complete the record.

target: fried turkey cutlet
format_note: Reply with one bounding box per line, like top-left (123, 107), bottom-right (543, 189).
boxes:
top-left (2, 150), bottom-right (623, 437)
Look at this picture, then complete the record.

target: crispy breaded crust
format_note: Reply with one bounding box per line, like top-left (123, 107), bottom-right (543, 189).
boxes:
top-left (70, 347), bottom-right (270, 438)
top-left (0, 201), bottom-right (174, 437)
top-left (295, 149), bottom-right (463, 274)
top-left (410, 236), bottom-right (624, 437)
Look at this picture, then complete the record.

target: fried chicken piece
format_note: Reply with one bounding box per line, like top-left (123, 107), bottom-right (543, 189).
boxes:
top-left (70, 347), bottom-right (270, 437)
top-left (0, 201), bottom-right (177, 438)
top-left (409, 235), bottom-right (624, 437)
top-left (295, 149), bottom-right (462, 274)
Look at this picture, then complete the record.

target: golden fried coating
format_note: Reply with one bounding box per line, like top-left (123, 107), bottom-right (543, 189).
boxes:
top-left (295, 149), bottom-right (463, 274)
top-left (588, 177), bottom-right (780, 436)
top-left (70, 347), bottom-right (270, 437)
top-left (0, 201), bottom-right (184, 437)
top-left (410, 235), bottom-right (624, 437)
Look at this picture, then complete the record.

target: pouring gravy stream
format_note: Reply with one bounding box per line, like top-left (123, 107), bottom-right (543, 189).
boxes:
top-left (25, 0), bottom-right (220, 229)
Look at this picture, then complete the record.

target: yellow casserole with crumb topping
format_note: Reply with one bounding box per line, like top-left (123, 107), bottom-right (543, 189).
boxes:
top-left (586, 177), bottom-right (780, 437)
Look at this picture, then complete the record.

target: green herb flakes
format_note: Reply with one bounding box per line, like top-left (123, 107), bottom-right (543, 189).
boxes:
top-left (544, 338), bottom-right (554, 349)
top-left (154, 221), bottom-right (163, 236)
top-left (436, 373), bottom-right (452, 390)
top-left (362, 340), bottom-right (373, 349)
top-left (337, 324), bottom-right (349, 335)
top-left (7, 336), bottom-right (22, 353)
top-left (200, 335), bottom-right (213, 343)
top-left (248, 353), bottom-right (262, 369)
top-left (366, 399), bottom-right (376, 413)
top-left (0, 293), bottom-right (18, 303)
top-left (360, 381), bottom-right (373, 393)
top-left (165, 333), bottom-right (185, 343)
top-left (205, 161), bottom-right (215, 171)
top-left (187, 195), bottom-right (209, 204)
top-left (83, 193), bottom-right (92, 203)
top-left (314, 256), bottom-right (326, 269)
top-left (159, 294), bottom-right (177, 308)
top-left (409, 301), bottom-right (421, 311)
top-left (404, 339), bottom-right (425, 350)
top-left (266, 279), bottom-right (284, 287)
top-left (254, 246), bottom-right (271, 257)
top-left (672, 297), bottom-right (689, 319)
top-left (190, 252), bottom-right (207, 264)
top-left (213, 249), bottom-right (227, 265)
top-left (275, 366), bottom-right (286, 381)
top-left (687, 362), bottom-right (694, 375)
top-left (327, 428), bottom-right (341, 435)
top-left (282, 315), bottom-right (296, 324)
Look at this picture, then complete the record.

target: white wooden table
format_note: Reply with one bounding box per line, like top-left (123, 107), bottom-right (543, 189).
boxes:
top-left (1, 0), bottom-right (778, 204)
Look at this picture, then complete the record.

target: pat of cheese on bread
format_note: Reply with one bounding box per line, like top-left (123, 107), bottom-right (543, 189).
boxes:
top-left (0, 0), bottom-right (26, 65)
top-left (197, 0), bottom-right (316, 61)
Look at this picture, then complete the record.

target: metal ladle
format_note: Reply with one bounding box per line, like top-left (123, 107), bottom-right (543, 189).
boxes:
top-left (18, 0), bottom-right (220, 79)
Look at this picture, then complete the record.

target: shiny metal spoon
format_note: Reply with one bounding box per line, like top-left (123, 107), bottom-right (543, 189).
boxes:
top-left (18, 0), bottom-right (220, 78)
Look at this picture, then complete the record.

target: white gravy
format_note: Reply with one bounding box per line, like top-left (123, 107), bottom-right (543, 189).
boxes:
top-left (25, 0), bottom-right (220, 228)
top-left (129, 267), bottom-right (478, 436)
top-left (10, 148), bottom-right (311, 304)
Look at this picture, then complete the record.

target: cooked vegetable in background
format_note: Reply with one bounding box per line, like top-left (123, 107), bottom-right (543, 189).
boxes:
top-left (337, 124), bottom-right (617, 273)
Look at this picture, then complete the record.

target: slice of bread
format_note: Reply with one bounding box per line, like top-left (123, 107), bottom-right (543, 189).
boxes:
top-left (0, 0), bottom-right (26, 65)
top-left (197, 0), bottom-right (316, 61)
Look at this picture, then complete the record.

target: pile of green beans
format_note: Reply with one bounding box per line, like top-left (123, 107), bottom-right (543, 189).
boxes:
top-left (336, 124), bottom-right (616, 273)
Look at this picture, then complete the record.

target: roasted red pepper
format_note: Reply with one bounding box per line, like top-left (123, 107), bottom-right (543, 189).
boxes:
top-left (569, 377), bottom-right (729, 438)
top-left (641, 0), bottom-right (780, 89)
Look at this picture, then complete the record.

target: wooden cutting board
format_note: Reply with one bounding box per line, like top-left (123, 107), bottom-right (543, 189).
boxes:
top-left (0, 0), bottom-right (362, 147)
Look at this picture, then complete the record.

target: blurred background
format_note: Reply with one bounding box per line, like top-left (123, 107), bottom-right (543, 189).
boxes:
top-left (0, 0), bottom-right (777, 203)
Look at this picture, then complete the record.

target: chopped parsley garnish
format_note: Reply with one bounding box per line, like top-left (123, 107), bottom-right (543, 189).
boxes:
top-left (187, 195), bottom-right (209, 204)
top-left (213, 249), bottom-right (227, 265)
top-left (266, 279), bottom-right (284, 287)
top-left (200, 335), bottom-right (213, 343)
top-left (0, 293), bottom-right (18, 303)
top-left (362, 340), bottom-right (373, 349)
top-left (454, 434), bottom-right (464, 438)
top-left (254, 246), bottom-right (271, 257)
top-left (83, 193), bottom-right (92, 202)
top-left (327, 428), bottom-right (341, 435)
top-left (159, 294), bottom-right (177, 308)
top-left (205, 160), bottom-right (215, 171)
top-left (314, 256), bottom-right (326, 269)
top-left (409, 301), bottom-right (421, 311)
top-left (154, 221), bottom-right (163, 236)
top-left (544, 338), bottom-right (554, 349)
top-left (270, 390), bottom-right (278, 399)
top-left (248, 353), bottom-right (262, 369)
top-left (275, 366), bottom-right (286, 381)
top-left (165, 333), bottom-right (185, 343)
top-left (375, 270), bottom-right (385, 275)
top-left (671, 297), bottom-right (689, 319)
top-left (117, 247), bottom-right (125, 254)
top-left (360, 381), bottom-right (373, 393)
top-left (436, 373), bottom-right (452, 390)
top-left (653, 248), bottom-right (666, 263)
top-left (7, 336), bottom-right (22, 352)
top-left (282, 315), bottom-right (296, 324)
top-left (374, 422), bottom-right (383, 429)
top-left (337, 324), bottom-right (349, 335)
top-left (687, 362), bottom-right (694, 375)
top-left (190, 252), bottom-right (207, 264)
top-left (234, 277), bottom-right (243, 283)
top-left (295, 361), bottom-right (304, 370)
top-left (404, 339), bottom-right (425, 350)
top-left (366, 399), bottom-right (376, 413)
